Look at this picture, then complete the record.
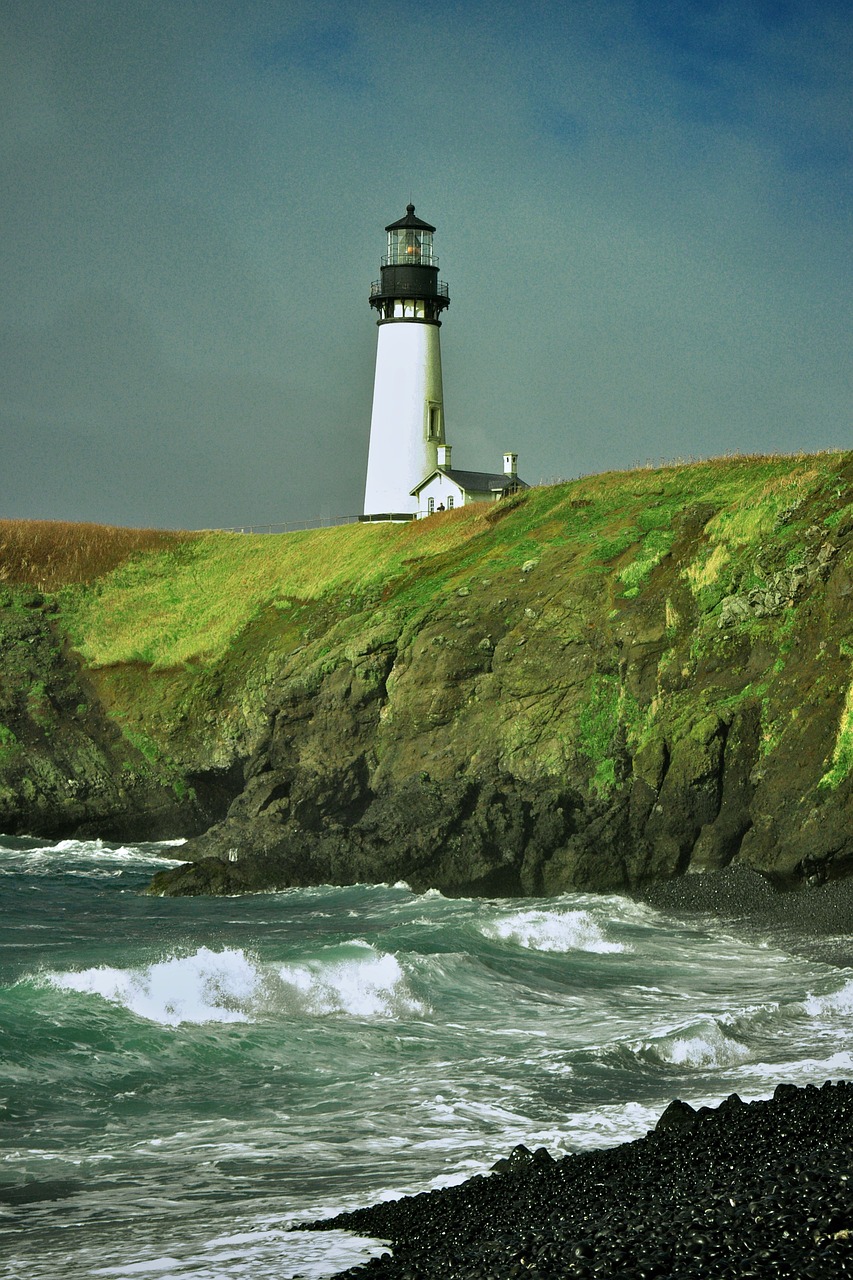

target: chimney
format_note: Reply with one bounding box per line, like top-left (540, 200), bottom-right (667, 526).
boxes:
top-left (437, 444), bottom-right (452, 468)
top-left (503, 451), bottom-right (518, 476)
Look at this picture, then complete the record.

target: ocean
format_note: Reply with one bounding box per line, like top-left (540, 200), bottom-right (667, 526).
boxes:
top-left (2, 836), bottom-right (851, 1279)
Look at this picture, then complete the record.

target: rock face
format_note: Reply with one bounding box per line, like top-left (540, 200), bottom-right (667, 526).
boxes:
top-left (3, 455), bottom-right (853, 896)
top-left (150, 462), bottom-right (853, 897)
top-left (0, 590), bottom-right (240, 841)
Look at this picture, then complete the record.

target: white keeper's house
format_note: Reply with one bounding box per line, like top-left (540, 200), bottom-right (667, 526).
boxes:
top-left (361, 204), bottom-right (528, 522)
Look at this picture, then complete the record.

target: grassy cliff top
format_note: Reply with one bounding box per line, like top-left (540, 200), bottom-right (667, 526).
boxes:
top-left (3, 451), bottom-right (851, 671)
top-left (3, 450), bottom-right (853, 887)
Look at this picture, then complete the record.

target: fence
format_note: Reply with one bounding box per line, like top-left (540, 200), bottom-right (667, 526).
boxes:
top-left (222, 508), bottom-right (477, 534)
top-left (222, 515), bottom-right (361, 534)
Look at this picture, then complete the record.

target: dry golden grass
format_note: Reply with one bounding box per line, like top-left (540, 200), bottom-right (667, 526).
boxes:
top-left (0, 520), bottom-right (198, 591)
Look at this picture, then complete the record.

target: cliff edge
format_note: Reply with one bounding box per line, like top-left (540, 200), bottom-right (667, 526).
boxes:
top-left (2, 453), bottom-right (853, 897)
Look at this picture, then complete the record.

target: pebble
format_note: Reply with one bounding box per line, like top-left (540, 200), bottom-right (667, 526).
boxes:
top-left (304, 1081), bottom-right (853, 1279)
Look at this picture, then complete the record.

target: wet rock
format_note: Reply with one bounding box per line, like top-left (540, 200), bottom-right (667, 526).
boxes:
top-left (654, 1098), bottom-right (697, 1132)
top-left (313, 1081), bottom-right (853, 1279)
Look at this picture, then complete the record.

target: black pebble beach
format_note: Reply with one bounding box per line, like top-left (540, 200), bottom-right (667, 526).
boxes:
top-left (308, 1081), bottom-right (853, 1279)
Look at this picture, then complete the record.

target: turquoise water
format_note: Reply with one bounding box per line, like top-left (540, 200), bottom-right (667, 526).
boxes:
top-left (2, 836), bottom-right (852, 1279)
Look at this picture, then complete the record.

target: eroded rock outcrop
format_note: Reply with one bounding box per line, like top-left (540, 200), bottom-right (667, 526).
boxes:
top-left (0, 590), bottom-right (240, 840)
top-left (150, 472), bottom-right (853, 896)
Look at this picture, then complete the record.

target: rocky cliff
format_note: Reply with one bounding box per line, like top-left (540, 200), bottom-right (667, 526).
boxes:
top-left (2, 453), bottom-right (853, 897)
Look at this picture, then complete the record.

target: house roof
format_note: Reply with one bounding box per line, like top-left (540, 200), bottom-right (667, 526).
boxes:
top-left (411, 467), bottom-right (529, 496)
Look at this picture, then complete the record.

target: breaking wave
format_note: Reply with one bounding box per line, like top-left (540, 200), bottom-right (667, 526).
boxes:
top-left (638, 1019), bottom-right (752, 1069)
top-left (43, 946), bottom-right (259, 1025)
top-left (480, 907), bottom-right (626, 954)
top-left (0, 836), bottom-right (184, 875)
top-left (41, 942), bottom-right (424, 1026)
top-left (803, 978), bottom-right (853, 1019)
top-left (275, 943), bottom-right (426, 1018)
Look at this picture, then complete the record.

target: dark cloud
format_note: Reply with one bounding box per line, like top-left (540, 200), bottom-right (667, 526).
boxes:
top-left (1, 0), bottom-right (850, 528)
top-left (252, 21), bottom-right (362, 77)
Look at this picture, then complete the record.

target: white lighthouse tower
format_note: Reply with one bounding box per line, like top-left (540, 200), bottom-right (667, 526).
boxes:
top-left (362, 204), bottom-right (450, 519)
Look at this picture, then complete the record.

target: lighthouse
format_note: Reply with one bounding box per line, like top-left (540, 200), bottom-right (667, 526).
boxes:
top-left (362, 204), bottom-right (450, 519)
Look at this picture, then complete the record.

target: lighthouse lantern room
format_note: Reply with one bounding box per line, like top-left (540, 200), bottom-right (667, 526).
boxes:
top-left (362, 204), bottom-right (450, 519)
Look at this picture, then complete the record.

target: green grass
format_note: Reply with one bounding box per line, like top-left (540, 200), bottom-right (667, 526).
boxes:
top-left (619, 528), bottom-right (675, 597)
top-left (0, 724), bottom-right (19, 759)
top-left (2, 448), bottom-right (850, 803)
top-left (577, 674), bottom-right (621, 795)
top-left (825, 502), bottom-right (853, 530)
top-left (44, 450), bottom-right (849, 675)
top-left (821, 678), bottom-right (853, 789)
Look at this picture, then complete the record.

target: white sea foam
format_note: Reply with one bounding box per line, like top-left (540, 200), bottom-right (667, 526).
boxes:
top-left (481, 908), bottom-right (626, 953)
top-left (276, 943), bottom-right (425, 1018)
top-left (737, 1049), bottom-right (853, 1082)
top-left (54, 838), bottom-right (110, 853)
top-left (91, 1227), bottom-right (390, 1279)
top-left (0, 836), bottom-right (184, 873)
top-left (44, 947), bottom-right (259, 1025)
top-left (561, 1100), bottom-right (662, 1148)
top-left (43, 942), bottom-right (424, 1025)
top-left (56, 838), bottom-right (186, 858)
top-left (803, 978), bottom-right (853, 1019)
top-left (640, 1020), bottom-right (750, 1069)
top-left (571, 893), bottom-right (662, 924)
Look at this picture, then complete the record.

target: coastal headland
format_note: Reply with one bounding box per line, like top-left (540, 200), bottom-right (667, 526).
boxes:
top-left (2, 451), bottom-right (853, 897)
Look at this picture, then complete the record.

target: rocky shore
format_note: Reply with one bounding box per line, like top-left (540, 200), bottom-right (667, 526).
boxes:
top-left (311, 1081), bottom-right (853, 1279)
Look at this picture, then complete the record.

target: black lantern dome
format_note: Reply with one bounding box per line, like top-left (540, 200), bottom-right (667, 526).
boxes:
top-left (369, 204), bottom-right (450, 323)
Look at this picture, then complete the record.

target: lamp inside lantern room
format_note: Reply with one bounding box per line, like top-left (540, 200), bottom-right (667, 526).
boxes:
top-left (387, 224), bottom-right (433, 266)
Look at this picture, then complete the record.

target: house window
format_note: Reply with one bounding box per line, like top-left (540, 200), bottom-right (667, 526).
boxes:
top-left (447, 495), bottom-right (454, 509)
top-left (428, 497), bottom-right (435, 515)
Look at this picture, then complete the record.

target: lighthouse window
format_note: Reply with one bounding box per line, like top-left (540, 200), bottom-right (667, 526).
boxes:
top-left (388, 228), bottom-right (434, 265)
top-left (403, 299), bottom-right (415, 317)
top-left (427, 405), bottom-right (441, 439)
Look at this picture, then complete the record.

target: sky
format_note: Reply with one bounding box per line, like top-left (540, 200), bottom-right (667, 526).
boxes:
top-left (1, 0), bottom-right (851, 530)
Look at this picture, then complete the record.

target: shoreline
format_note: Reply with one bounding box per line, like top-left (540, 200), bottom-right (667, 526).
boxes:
top-left (310, 1081), bottom-right (853, 1278)
top-left (632, 863), bottom-right (853, 970)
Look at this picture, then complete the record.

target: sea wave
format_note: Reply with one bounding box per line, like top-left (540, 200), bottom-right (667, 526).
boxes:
top-left (480, 907), bottom-right (626, 954)
top-left (737, 1048), bottom-right (853, 1082)
top-left (0, 836), bottom-right (185, 873)
top-left (638, 1019), bottom-right (751, 1069)
top-left (90, 1227), bottom-right (390, 1280)
top-left (275, 942), bottom-right (425, 1019)
top-left (43, 946), bottom-right (258, 1025)
top-left (40, 942), bottom-right (424, 1026)
top-left (561, 1100), bottom-right (663, 1147)
top-left (802, 977), bottom-right (853, 1019)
